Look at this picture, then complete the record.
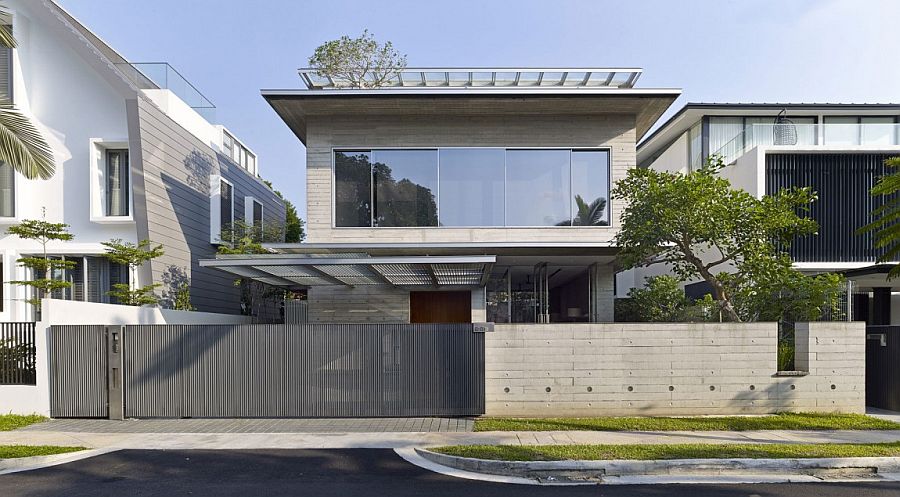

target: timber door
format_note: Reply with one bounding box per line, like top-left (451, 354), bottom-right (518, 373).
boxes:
top-left (410, 291), bottom-right (472, 323)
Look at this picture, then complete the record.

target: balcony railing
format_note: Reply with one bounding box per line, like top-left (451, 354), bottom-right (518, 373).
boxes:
top-left (115, 62), bottom-right (216, 122)
top-left (712, 123), bottom-right (900, 164)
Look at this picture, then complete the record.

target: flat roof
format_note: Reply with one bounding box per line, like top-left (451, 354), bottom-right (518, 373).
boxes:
top-left (298, 67), bottom-right (643, 90)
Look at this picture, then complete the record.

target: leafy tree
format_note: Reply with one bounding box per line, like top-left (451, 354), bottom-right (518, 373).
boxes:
top-left (262, 179), bottom-right (305, 242)
top-left (308, 29), bottom-right (407, 88)
top-left (0, 13), bottom-right (54, 179)
top-left (6, 214), bottom-right (74, 308)
top-left (101, 239), bottom-right (165, 306)
top-left (860, 156), bottom-right (900, 278)
top-left (619, 276), bottom-right (691, 322)
top-left (613, 155), bottom-right (840, 322)
top-left (218, 219), bottom-right (287, 318)
top-left (172, 282), bottom-right (195, 311)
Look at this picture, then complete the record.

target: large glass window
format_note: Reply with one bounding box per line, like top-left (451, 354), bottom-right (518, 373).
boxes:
top-left (0, 161), bottom-right (13, 217)
top-left (823, 116), bottom-right (860, 146)
top-left (571, 150), bottom-right (610, 226)
top-left (708, 117), bottom-right (744, 162)
top-left (219, 179), bottom-right (233, 230)
top-left (506, 149), bottom-right (570, 226)
top-left (861, 117), bottom-right (897, 146)
top-left (373, 150), bottom-right (438, 227)
top-left (438, 148), bottom-right (505, 227)
top-left (688, 121), bottom-right (702, 170)
top-left (334, 147), bottom-right (611, 228)
top-left (334, 151), bottom-right (372, 227)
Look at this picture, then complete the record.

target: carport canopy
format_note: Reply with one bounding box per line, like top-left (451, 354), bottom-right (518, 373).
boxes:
top-left (198, 254), bottom-right (496, 289)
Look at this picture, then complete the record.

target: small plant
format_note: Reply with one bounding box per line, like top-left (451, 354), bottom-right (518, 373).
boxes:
top-left (173, 282), bottom-right (195, 311)
top-left (101, 239), bottom-right (164, 306)
top-left (6, 211), bottom-right (74, 309)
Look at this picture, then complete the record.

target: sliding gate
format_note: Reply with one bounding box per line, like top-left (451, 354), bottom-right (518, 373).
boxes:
top-left (49, 323), bottom-right (484, 418)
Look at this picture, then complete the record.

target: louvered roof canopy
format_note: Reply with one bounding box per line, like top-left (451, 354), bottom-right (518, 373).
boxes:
top-left (199, 254), bottom-right (496, 289)
top-left (298, 68), bottom-right (643, 90)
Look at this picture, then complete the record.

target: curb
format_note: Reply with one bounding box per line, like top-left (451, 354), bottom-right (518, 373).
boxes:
top-left (0, 448), bottom-right (119, 475)
top-left (416, 448), bottom-right (900, 482)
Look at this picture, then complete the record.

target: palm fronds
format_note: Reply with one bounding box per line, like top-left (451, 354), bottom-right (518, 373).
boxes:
top-left (0, 102), bottom-right (55, 179)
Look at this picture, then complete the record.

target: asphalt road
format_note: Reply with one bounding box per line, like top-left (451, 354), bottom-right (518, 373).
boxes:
top-left (2, 449), bottom-right (900, 497)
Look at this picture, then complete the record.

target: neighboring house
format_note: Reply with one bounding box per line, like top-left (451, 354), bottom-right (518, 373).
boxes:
top-left (622, 103), bottom-right (900, 324)
top-left (0, 0), bottom-right (285, 321)
top-left (203, 68), bottom-right (679, 324)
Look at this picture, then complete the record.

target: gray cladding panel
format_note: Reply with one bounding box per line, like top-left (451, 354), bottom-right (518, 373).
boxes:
top-left (49, 326), bottom-right (108, 418)
top-left (122, 324), bottom-right (484, 418)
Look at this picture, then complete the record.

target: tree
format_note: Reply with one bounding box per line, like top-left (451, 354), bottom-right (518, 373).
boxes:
top-left (0, 13), bottom-right (54, 179)
top-left (860, 156), bottom-right (900, 279)
top-left (219, 219), bottom-right (287, 318)
top-left (172, 282), bottom-right (195, 311)
top-left (620, 275), bottom-right (692, 322)
top-left (613, 155), bottom-right (840, 322)
top-left (262, 179), bottom-right (305, 242)
top-left (308, 30), bottom-right (407, 88)
top-left (6, 214), bottom-right (74, 308)
top-left (101, 239), bottom-right (165, 306)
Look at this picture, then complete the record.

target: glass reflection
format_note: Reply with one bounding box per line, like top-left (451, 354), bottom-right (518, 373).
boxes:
top-left (334, 151), bottom-right (372, 227)
top-left (373, 150), bottom-right (438, 227)
top-left (506, 149), bottom-right (570, 226)
top-left (438, 148), bottom-right (505, 226)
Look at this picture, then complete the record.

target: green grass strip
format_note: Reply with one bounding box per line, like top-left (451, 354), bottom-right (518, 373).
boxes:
top-left (474, 413), bottom-right (900, 432)
top-left (432, 442), bottom-right (900, 461)
top-left (0, 414), bottom-right (48, 432)
top-left (0, 445), bottom-right (85, 459)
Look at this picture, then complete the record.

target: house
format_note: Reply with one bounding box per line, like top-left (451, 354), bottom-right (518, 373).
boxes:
top-left (622, 103), bottom-right (900, 324)
top-left (0, 0), bottom-right (285, 321)
top-left (202, 68), bottom-right (680, 323)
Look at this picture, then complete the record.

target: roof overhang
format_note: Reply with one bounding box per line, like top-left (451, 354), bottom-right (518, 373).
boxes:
top-left (199, 254), bottom-right (496, 289)
top-left (262, 241), bottom-right (619, 257)
top-left (262, 89), bottom-right (681, 145)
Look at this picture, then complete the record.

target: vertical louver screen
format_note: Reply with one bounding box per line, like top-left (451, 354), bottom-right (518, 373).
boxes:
top-left (0, 162), bottom-right (13, 217)
top-left (0, 27), bottom-right (12, 102)
top-left (766, 153), bottom-right (896, 262)
top-left (106, 149), bottom-right (129, 216)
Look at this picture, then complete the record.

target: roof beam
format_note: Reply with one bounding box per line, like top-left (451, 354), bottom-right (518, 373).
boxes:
top-left (426, 264), bottom-right (439, 287)
top-left (479, 263), bottom-right (494, 287)
top-left (201, 255), bottom-right (498, 267)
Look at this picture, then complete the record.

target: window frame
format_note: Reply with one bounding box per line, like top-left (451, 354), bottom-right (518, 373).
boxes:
top-left (244, 196), bottom-right (264, 231)
top-left (209, 175), bottom-right (235, 244)
top-left (331, 146), bottom-right (612, 229)
top-left (89, 139), bottom-right (133, 224)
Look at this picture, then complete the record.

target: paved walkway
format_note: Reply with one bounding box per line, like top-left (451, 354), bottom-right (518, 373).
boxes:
top-left (19, 417), bottom-right (474, 434)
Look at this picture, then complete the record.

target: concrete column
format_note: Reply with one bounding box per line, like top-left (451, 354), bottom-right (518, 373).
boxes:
top-left (471, 287), bottom-right (486, 323)
top-left (873, 287), bottom-right (891, 325)
top-left (589, 263), bottom-right (615, 322)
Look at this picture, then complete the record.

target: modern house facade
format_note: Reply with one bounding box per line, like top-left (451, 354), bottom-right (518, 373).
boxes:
top-left (203, 68), bottom-right (680, 324)
top-left (0, 0), bottom-right (285, 321)
top-left (622, 103), bottom-right (900, 324)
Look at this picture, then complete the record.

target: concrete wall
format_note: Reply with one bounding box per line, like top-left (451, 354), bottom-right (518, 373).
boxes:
top-left (307, 285), bottom-right (410, 323)
top-left (0, 299), bottom-right (250, 416)
top-left (485, 321), bottom-right (864, 416)
top-left (304, 113), bottom-right (635, 244)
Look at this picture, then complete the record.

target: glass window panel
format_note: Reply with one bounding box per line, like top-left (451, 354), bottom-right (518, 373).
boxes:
top-left (861, 117), bottom-right (896, 145)
top-left (0, 161), bottom-right (14, 217)
top-left (372, 150), bottom-right (439, 227)
top-left (438, 148), bottom-right (505, 226)
top-left (571, 150), bottom-right (610, 226)
top-left (688, 121), bottom-right (702, 170)
top-left (506, 149), bottom-right (570, 226)
top-left (824, 116), bottom-right (860, 145)
top-left (105, 149), bottom-right (129, 216)
top-left (334, 151), bottom-right (372, 227)
top-left (253, 200), bottom-right (263, 229)
top-left (708, 117), bottom-right (744, 163)
top-left (220, 180), bottom-right (233, 230)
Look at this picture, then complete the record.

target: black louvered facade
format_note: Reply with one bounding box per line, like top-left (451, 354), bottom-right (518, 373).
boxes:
top-left (765, 153), bottom-right (896, 263)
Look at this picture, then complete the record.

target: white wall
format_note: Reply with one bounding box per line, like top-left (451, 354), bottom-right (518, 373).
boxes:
top-left (0, 299), bottom-right (250, 416)
top-left (644, 131), bottom-right (689, 173)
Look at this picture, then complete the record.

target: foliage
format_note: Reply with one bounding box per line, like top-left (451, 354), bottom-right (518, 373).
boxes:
top-left (0, 11), bottom-right (54, 180)
top-left (0, 445), bottom-right (85, 459)
top-left (778, 339), bottom-right (796, 372)
top-left (472, 412), bottom-right (900, 432)
top-left (0, 337), bottom-right (35, 382)
top-left (101, 239), bottom-right (164, 306)
top-left (308, 29), bottom-right (407, 88)
top-left (617, 276), bottom-right (691, 322)
top-left (0, 414), bottom-right (47, 431)
top-left (173, 282), bottom-right (195, 311)
top-left (6, 216), bottom-right (74, 308)
top-left (613, 155), bottom-right (841, 322)
top-left (218, 219), bottom-right (287, 318)
top-left (262, 179), bottom-right (305, 242)
top-left (218, 219), bottom-right (285, 255)
top-left (859, 157), bottom-right (900, 279)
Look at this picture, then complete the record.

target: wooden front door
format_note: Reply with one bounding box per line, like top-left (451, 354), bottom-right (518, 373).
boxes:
top-left (409, 291), bottom-right (471, 323)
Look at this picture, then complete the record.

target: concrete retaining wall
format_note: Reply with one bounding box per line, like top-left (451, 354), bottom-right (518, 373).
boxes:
top-left (485, 322), bottom-right (865, 416)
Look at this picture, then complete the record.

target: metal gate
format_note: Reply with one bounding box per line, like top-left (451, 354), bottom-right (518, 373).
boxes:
top-left (50, 323), bottom-right (484, 418)
top-left (49, 325), bottom-right (109, 418)
top-left (866, 325), bottom-right (900, 411)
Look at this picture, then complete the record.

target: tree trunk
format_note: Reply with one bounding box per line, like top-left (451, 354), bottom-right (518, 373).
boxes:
top-left (682, 247), bottom-right (742, 322)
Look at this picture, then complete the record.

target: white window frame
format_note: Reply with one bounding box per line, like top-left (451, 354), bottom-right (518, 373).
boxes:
top-left (244, 196), bottom-right (263, 231)
top-left (89, 139), bottom-right (134, 224)
top-left (210, 175), bottom-right (234, 244)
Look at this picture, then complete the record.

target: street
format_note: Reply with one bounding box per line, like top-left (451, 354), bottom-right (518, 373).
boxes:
top-left (2, 449), bottom-right (900, 497)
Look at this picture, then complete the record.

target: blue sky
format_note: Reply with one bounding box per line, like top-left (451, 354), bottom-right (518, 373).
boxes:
top-left (56, 0), bottom-right (900, 218)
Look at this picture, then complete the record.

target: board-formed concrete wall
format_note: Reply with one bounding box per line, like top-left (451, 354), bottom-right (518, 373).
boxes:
top-left (485, 322), bottom-right (864, 416)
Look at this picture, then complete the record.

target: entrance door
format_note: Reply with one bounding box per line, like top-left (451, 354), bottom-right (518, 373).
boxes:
top-left (410, 291), bottom-right (471, 323)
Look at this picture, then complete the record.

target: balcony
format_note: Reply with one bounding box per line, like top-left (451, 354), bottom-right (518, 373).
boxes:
top-left (115, 62), bottom-right (216, 122)
top-left (713, 123), bottom-right (900, 164)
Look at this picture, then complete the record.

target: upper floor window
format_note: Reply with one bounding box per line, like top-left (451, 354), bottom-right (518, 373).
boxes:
top-left (334, 148), bottom-right (610, 228)
top-left (0, 23), bottom-right (12, 102)
top-left (223, 131), bottom-right (257, 175)
top-left (245, 197), bottom-right (263, 230)
top-left (823, 116), bottom-right (898, 146)
top-left (0, 161), bottom-right (13, 217)
top-left (209, 176), bottom-right (234, 244)
top-left (105, 149), bottom-right (129, 216)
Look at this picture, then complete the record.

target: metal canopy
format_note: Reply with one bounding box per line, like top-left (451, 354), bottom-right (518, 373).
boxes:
top-left (199, 255), bottom-right (496, 289)
top-left (298, 67), bottom-right (642, 90)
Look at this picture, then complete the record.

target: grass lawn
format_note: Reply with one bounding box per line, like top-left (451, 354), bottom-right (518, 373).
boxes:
top-left (0, 445), bottom-right (85, 459)
top-left (474, 412), bottom-right (900, 432)
top-left (432, 442), bottom-right (900, 461)
top-left (0, 414), bottom-right (47, 431)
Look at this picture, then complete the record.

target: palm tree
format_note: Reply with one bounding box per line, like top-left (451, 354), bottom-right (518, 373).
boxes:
top-left (557, 195), bottom-right (608, 226)
top-left (0, 15), bottom-right (55, 179)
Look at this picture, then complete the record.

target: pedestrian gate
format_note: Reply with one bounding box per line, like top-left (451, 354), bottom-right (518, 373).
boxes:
top-left (49, 324), bottom-right (485, 418)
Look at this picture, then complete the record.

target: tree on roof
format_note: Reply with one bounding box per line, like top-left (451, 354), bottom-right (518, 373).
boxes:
top-left (308, 29), bottom-right (407, 88)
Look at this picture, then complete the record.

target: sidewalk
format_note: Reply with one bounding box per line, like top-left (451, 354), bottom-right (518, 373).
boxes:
top-left (3, 421), bottom-right (900, 450)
